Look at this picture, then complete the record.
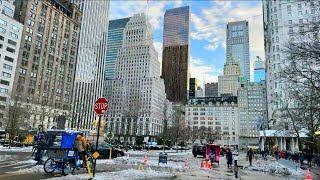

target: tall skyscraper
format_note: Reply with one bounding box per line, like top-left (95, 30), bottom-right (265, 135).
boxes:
top-left (105, 17), bottom-right (130, 80)
top-left (226, 21), bottom-right (250, 79)
top-left (189, 78), bottom-right (197, 99)
top-left (71, 0), bottom-right (110, 130)
top-left (218, 56), bottom-right (241, 96)
top-left (0, 0), bottom-right (23, 128)
top-left (162, 6), bottom-right (190, 104)
top-left (205, 83), bottom-right (218, 97)
top-left (104, 14), bottom-right (168, 142)
top-left (254, 57), bottom-right (265, 82)
top-left (12, 0), bottom-right (81, 130)
top-left (262, 0), bottom-right (317, 123)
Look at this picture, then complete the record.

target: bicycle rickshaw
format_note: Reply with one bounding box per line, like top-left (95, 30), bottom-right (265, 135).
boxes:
top-left (43, 130), bottom-right (93, 176)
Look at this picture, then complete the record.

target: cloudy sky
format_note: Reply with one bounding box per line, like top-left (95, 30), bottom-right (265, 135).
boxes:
top-left (109, 0), bottom-right (264, 84)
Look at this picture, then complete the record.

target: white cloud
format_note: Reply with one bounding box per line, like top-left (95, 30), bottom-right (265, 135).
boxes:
top-left (190, 56), bottom-right (222, 85)
top-left (204, 44), bottom-right (219, 51)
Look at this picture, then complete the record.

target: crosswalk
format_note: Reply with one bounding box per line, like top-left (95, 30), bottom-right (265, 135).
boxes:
top-left (0, 159), bottom-right (34, 172)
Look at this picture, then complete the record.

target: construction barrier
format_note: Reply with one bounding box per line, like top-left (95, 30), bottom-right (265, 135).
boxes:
top-left (306, 168), bottom-right (312, 180)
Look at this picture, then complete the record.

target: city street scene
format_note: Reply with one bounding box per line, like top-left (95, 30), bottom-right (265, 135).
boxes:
top-left (0, 0), bottom-right (320, 180)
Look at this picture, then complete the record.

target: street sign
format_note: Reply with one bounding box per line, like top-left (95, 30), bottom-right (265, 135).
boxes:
top-left (92, 151), bottom-right (100, 159)
top-left (94, 97), bottom-right (108, 115)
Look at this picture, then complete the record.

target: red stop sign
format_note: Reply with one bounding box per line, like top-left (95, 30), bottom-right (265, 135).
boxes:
top-left (94, 97), bottom-right (108, 115)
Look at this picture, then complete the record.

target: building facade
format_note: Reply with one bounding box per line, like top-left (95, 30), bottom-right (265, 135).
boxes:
top-left (205, 82), bottom-right (218, 97)
top-left (71, 0), bottom-right (109, 130)
top-left (0, 0), bottom-right (23, 128)
top-left (185, 97), bottom-right (239, 148)
top-left (226, 21), bottom-right (250, 79)
top-left (238, 77), bottom-right (267, 150)
top-left (218, 56), bottom-right (241, 96)
top-left (105, 17), bottom-right (130, 80)
top-left (189, 78), bottom-right (197, 99)
top-left (104, 14), bottom-right (168, 144)
top-left (12, 0), bottom-right (81, 130)
top-left (254, 58), bottom-right (266, 82)
top-left (262, 0), bottom-right (317, 123)
top-left (162, 6), bottom-right (190, 104)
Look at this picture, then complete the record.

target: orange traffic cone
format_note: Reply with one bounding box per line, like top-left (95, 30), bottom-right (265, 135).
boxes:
top-left (143, 154), bottom-right (148, 163)
top-left (184, 161), bottom-right (189, 168)
top-left (206, 160), bottom-right (212, 169)
top-left (200, 160), bottom-right (204, 168)
top-left (306, 168), bottom-right (312, 180)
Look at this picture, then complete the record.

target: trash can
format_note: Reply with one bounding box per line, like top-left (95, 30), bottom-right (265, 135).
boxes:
top-left (158, 152), bottom-right (168, 165)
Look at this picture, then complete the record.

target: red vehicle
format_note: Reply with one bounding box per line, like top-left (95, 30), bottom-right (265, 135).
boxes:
top-left (205, 144), bottom-right (221, 165)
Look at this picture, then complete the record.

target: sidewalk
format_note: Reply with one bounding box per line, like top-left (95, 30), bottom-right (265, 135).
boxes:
top-left (310, 166), bottom-right (320, 180)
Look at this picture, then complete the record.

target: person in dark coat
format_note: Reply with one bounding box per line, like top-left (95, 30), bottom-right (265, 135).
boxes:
top-left (306, 153), bottom-right (313, 168)
top-left (226, 149), bottom-right (233, 168)
top-left (299, 153), bottom-right (305, 167)
top-left (247, 148), bottom-right (254, 166)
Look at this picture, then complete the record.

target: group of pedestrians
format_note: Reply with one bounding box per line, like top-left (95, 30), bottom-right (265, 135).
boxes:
top-left (274, 149), bottom-right (320, 168)
top-left (225, 148), bottom-right (240, 178)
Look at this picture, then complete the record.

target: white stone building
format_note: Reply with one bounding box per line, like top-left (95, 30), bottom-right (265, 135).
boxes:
top-left (263, 0), bottom-right (318, 123)
top-left (104, 14), bottom-right (168, 143)
top-left (0, 0), bottom-right (23, 128)
top-left (185, 97), bottom-right (239, 149)
top-left (218, 56), bottom-right (241, 96)
top-left (71, 0), bottom-right (110, 130)
top-left (238, 77), bottom-right (267, 150)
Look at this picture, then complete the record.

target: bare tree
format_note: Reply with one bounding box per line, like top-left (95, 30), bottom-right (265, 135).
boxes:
top-left (279, 21), bottom-right (320, 151)
top-left (6, 95), bottom-right (28, 148)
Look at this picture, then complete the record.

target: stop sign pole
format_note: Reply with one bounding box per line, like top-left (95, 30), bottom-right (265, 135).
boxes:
top-left (93, 97), bottom-right (108, 177)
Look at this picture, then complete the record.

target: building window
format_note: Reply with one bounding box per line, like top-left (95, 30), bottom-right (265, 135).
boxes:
top-left (2, 72), bottom-right (11, 78)
top-left (19, 68), bottom-right (27, 75)
top-left (0, 27), bottom-right (6, 33)
top-left (29, 11), bottom-right (36, 19)
top-left (31, 4), bottom-right (37, 11)
top-left (0, 87), bottom-right (8, 94)
top-left (3, 64), bottom-right (12, 70)
top-left (4, 56), bottom-right (13, 62)
top-left (0, 19), bottom-right (7, 26)
top-left (0, 79), bottom-right (9, 86)
top-left (288, 20), bottom-right (292, 24)
top-left (3, 6), bottom-right (13, 15)
top-left (25, 35), bottom-right (32, 42)
top-left (8, 39), bottom-right (17, 46)
top-left (10, 25), bottom-right (19, 32)
top-left (28, 20), bottom-right (35, 27)
top-left (6, 47), bottom-right (15, 53)
top-left (27, 27), bottom-right (33, 34)
top-left (10, 32), bottom-right (18, 39)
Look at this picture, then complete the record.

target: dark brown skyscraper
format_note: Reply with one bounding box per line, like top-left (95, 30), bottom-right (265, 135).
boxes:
top-left (162, 6), bottom-right (190, 104)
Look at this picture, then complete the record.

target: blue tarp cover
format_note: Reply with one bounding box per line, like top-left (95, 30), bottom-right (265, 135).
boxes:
top-left (61, 131), bottom-right (78, 149)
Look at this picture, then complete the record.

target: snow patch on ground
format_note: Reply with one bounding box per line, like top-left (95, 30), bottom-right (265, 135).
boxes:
top-left (47, 168), bottom-right (173, 180)
top-left (16, 159), bottom-right (37, 165)
top-left (8, 165), bottom-right (43, 173)
top-left (0, 146), bottom-right (33, 152)
top-left (247, 161), bottom-right (305, 177)
top-left (0, 155), bottom-right (14, 161)
top-left (96, 156), bottom-right (184, 169)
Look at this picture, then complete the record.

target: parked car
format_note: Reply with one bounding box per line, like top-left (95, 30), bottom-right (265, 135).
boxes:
top-left (172, 146), bottom-right (181, 150)
top-left (91, 143), bottom-right (125, 159)
top-left (192, 145), bottom-right (206, 157)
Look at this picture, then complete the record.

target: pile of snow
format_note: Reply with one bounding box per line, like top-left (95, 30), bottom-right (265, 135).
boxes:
top-left (0, 155), bottom-right (14, 161)
top-left (48, 168), bottom-right (173, 180)
top-left (8, 165), bottom-right (43, 173)
top-left (127, 150), bottom-right (191, 156)
top-left (97, 156), bottom-right (183, 169)
top-left (247, 161), bottom-right (305, 176)
top-left (0, 146), bottom-right (33, 152)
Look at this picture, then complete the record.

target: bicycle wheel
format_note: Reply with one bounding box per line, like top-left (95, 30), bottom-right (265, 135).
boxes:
top-left (62, 160), bottom-right (75, 176)
top-left (43, 158), bottom-right (56, 173)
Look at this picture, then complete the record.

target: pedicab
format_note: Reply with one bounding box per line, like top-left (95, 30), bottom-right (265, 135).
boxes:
top-left (42, 130), bottom-right (93, 176)
top-left (205, 143), bottom-right (221, 166)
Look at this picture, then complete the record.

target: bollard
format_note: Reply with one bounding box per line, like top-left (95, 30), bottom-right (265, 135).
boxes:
top-left (109, 148), bottom-right (112, 160)
top-left (85, 155), bottom-right (93, 180)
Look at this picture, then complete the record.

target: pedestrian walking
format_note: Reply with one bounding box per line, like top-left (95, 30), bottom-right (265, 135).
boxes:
top-left (306, 153), bottom-right (313, 168)
top-left (299, 153), bottom-right (305, 167)
top-left (247, 148), bottom-right (254, 166)
top-left (312, 153), bottom-right (316, 167)
top-left (275, 149), bottom-right (279, 160)
top-left (34, 134), bottom-right (46, 165)
top-left (233, 150), bottom-right (239, 166)
top-left (226, 149), bottom-right (233, 168)
top-left (234, 164), bottom-right (239, 178)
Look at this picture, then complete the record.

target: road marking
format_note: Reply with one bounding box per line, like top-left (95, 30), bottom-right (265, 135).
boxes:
top-left (13, 164), bottom-right (32, 169)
